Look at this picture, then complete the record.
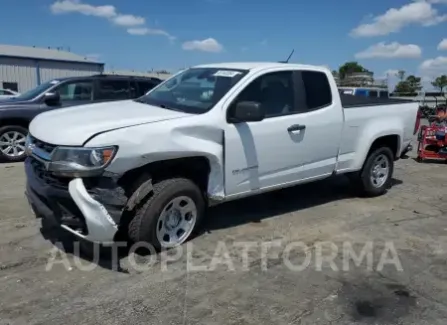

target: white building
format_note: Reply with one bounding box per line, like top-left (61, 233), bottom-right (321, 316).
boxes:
top-left (0, 44), bottom-right (104, 92)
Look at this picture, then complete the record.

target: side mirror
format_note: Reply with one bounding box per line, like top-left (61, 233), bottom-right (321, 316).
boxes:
top-left (44, 92), bottom-right (60, 106)
top-left (228, 101), bottom-right (265, 123)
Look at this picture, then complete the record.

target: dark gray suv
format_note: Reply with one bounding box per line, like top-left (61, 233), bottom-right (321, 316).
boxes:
top-left (0, 74), bottom-right (163, 162)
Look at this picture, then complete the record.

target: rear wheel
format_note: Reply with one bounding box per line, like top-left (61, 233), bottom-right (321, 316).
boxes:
top-left (128, 178), bottom-right (205, 250)
top-left (350, 147), bottom-right (394, 197)
top-left (0, 125), bottom-right (28, 162)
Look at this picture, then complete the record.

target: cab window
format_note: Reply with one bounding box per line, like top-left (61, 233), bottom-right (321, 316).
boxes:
top-left (231, 71), bottom-right (295, 118)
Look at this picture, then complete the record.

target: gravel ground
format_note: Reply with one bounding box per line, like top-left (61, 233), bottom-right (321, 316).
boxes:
top-left (0, 144), bottom-right (447, 325)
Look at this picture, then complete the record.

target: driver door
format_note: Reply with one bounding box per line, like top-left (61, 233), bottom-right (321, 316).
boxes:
top-left (223, 70), bottom-right (307, 196)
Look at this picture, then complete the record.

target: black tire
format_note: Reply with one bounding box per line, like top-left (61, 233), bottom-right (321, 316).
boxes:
top-left (0, 125), bottom-right (28, 162)
top-left (352, 147), bottom-right (394, 197)
top-left (128, 178), bottom-right (205, 250)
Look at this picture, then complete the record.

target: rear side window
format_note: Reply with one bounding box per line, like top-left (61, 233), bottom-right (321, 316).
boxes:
top-left (97, 80), bottom-right (130, 100)
top-left (137, 81), bottom-right (156, 96)
top-left (301, 71), bottom-right (332, 110)
top-left (369, 90), bottom-right (378, 97)
top-left (355, 89), bottom-right (367, 97)
top-left (379, 91), bottom-right (388, 98)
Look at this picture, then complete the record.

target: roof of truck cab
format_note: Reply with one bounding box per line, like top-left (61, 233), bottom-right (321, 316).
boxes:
top-left (195, 62), bottom-right (328, 72)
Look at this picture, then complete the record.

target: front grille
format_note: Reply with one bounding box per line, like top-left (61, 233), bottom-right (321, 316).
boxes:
top-left (30, 157), bottom-right (71, 189)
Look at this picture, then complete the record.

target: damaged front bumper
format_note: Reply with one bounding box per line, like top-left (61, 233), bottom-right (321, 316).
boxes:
top-left (25, 158), bottom-right (128, 244)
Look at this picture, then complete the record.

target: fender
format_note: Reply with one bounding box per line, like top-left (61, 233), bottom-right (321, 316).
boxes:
top-left (85, 119), bottom-right (226, 201)
top-left (351, 115), bottom-right (403, 171)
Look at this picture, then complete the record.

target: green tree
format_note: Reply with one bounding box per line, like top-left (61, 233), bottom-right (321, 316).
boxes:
top-left (431, 75), bottom-right (447, 93)
top-left (338, 61), bottom-right (367, 80)
top-left (406, 75), bottom-right (422, 92)
top-left (397, 70), bottom-right (405, 81)
top-left (394, 81), bottom-right (411, 93)
top-left (394, 75), bottom-right (422, 94)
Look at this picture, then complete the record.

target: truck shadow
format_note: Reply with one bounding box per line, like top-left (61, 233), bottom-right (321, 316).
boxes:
top-left (203, 175), bottom-right (402, 232)
top-left (39, 175), bottom-right (403, 273)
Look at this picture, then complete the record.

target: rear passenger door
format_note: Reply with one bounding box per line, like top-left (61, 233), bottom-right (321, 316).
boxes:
top-left (95, 79), bottom-right (131, 102)
top-left (289, 70), bottom-right (344, 179)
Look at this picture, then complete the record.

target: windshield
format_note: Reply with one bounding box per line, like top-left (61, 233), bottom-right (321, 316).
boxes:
top-left (136, 67), bottom-right (248, 114)
top-left (14, 80), bottom-right (58, 101)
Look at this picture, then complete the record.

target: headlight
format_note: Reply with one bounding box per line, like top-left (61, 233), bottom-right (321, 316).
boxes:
top-left (49, 146), bottom-right (118, 177)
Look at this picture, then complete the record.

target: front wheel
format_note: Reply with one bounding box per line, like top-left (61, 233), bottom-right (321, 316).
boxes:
top-left (0, 125), bottom-right (28, 162)
top-left (128, 178), bottom-right (205, 250)
top-left (350, 147), bottom-right (394, 197)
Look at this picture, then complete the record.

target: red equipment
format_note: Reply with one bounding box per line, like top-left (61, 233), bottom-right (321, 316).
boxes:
top-left (416, 106), bottom-right (447, 162)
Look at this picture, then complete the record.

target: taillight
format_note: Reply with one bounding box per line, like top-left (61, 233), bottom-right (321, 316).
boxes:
top-left (414, 108), bottom-right (422, 135)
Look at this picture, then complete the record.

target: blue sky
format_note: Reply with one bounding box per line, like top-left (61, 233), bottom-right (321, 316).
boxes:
top-left (1, 0), bottom-right (447, 89)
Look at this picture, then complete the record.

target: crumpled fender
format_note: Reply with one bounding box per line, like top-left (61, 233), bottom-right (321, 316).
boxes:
top-left (85, 117), bottom-right (226, 202)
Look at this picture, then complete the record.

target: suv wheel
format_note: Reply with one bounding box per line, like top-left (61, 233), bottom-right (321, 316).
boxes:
top-left (0, 126), bottom-right (28, 162)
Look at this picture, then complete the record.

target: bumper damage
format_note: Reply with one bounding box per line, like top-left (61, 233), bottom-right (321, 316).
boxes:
top-left (25, 158), bottom-right (129, 244)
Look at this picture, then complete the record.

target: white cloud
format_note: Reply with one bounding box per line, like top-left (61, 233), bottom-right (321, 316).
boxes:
top-left (50, 0), bottom-right (172, 38)
top-left (111, 14), bottom-right (145, 27)
top-left (50, 0), bottom-right (116, 17)
top-left (350, 2), bottom-right (447, 37)
top-left (85, 53), bottom-right (101, 61)
top-left (414, 0), bottom-right (447, 4)
top-left (127, 28), bottom-right (175, 40)
top-left (438, 38), bottom-right (447, 50)
top-left (420, 56), bottom-right (447, 76)
top-left (355, 42), bottom-right (422, 59)
top-left (384, 69), bottom-right (400, 77)
top-left (182, 38), bottom-right (223, 53)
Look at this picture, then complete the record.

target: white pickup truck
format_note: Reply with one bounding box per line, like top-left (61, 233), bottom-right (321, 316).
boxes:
top-left (25, 62), bottom-right (420, 249)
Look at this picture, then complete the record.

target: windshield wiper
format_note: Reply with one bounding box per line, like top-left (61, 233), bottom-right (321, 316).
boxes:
top-left (133, 98), bottom-right (147, 104)
top-left (133, 98), bottom-right (184, 112)
top-left (158, 104), bottom-right (184, 112)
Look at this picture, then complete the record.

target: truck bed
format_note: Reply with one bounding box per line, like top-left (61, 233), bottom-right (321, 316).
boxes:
top-left (340, 94), bottom-right (414, 108)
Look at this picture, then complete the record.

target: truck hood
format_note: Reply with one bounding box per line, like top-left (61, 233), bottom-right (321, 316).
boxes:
top-left (29, 100), bottom-right (191, 145)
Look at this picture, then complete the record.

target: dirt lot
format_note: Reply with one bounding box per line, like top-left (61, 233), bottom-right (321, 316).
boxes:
top-left (1, 147), bottom-right (447, 325)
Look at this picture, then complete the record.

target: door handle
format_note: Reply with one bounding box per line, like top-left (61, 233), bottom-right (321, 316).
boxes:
top-left (287, 124), bottom-right (306, 132)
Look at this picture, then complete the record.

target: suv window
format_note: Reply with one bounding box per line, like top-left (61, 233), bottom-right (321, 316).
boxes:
top-left (0, 90), bottom-right (9, 95)
top-left (137, 81), bottom-right (157, 97)
top-left (369, 90), bottom-right (378, 98)
top-left (56, 81), bottom-right (93, 101)
top-left (97, 80), bottom-right (130, 100)
top-left (232, 71), bottom-right (295, 118)
top-left (301, 71), bottom-right (332, 110)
